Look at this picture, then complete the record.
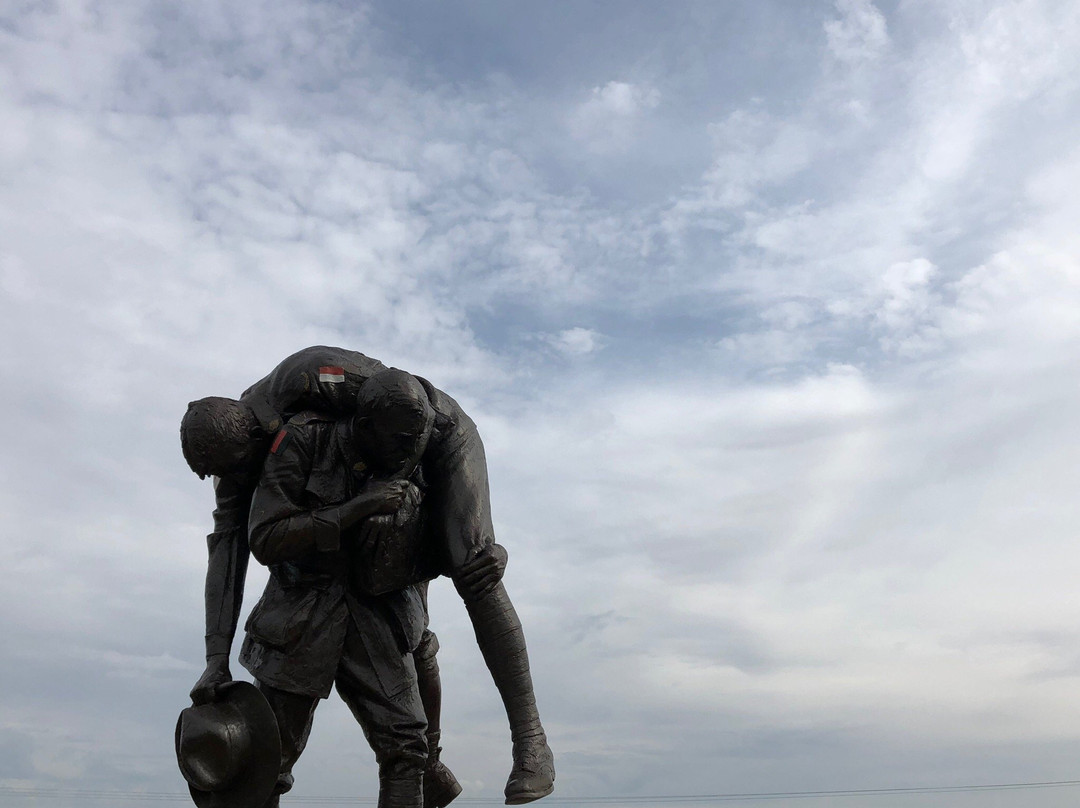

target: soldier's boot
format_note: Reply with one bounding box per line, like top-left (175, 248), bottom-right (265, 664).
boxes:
top-left (423, 731), bottom-right (463, 808)
top-left (455, 580), bottom-right (555, 804)
top-left (506, 736), bottom-right (556, 806)
top-left (377, 768), bottom-right (423, 808)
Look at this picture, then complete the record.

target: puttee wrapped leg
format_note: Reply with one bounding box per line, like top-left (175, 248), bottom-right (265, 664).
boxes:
top-left (416, 630), bottom-right (462, 808)
top-left (378, 761), bottom-right (424, 808)
top-left (455, 580), bottom-right (554, 804)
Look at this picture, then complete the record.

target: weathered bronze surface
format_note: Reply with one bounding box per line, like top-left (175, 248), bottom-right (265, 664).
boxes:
top-left (177, 347), bottom-right (554, 808)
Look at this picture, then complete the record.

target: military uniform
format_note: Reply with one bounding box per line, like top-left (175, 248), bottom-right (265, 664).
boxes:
top-left (243, 411), bottom-right (428, 801)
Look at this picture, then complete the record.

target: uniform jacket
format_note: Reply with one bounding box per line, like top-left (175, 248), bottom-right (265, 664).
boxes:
top-left (238, 412), bottom-right (425, 699)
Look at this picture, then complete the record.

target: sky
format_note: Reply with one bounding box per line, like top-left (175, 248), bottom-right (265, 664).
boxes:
top-left (2, 0), bottom-right (1080, 806)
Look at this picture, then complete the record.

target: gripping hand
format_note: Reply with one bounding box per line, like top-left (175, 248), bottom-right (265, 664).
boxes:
top-left (457, 542), bottom-right (508, 600)
top-left (189, 655), bottom-right (232, 705)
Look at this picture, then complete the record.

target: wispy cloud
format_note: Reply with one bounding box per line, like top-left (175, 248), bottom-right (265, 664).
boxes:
top-left (569, 80), bottom-right (662, 153)
top-left (3, 1), bottom-right (1080, 805)
top-left (825, 0), bottom-right (889, 64)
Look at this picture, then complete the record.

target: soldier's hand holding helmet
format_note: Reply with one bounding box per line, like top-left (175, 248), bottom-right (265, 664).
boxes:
top-left (189, 654), bottom-right (232, 705)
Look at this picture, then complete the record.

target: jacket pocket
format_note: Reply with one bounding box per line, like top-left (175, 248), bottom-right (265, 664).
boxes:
top-left (245, 580), bottom-right (319, 650)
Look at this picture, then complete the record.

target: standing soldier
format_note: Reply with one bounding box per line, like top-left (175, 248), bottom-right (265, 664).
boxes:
top-left (240, 379), bottom-right (431, 808)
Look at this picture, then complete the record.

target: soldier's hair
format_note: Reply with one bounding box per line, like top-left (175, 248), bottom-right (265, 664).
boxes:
top-left (354, 369), bottom-right (436, 448)
top-left (180, 396), bottom-right (258, 478)
top-left (356, 369), bottom-right (432, 423)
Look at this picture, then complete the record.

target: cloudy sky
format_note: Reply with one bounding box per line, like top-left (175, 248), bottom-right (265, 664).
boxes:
top-left (3, 0), bottom-right (1080, 806)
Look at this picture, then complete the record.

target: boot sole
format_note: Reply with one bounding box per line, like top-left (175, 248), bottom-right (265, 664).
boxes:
top-left (504, 780), bottom-right (555, 805)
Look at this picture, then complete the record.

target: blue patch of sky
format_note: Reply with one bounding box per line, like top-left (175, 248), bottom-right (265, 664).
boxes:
top-left (367, 0), bottom-right (828, 98)
top-left (466, 292), bottom-right (758, 376)
top-left (362, 1), bottom-right (839, 206)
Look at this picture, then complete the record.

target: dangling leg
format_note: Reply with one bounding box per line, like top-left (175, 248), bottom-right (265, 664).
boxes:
top-left (435, 435), bottom-right (554, 805)
top-left (455, 579), bottom-right (554, 804)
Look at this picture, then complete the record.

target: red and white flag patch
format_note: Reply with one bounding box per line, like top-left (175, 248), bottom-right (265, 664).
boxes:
top-left (318, 365), bottom-right (345, 383)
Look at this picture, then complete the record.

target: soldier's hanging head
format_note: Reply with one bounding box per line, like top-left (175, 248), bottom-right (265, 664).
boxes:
top-left (353, 369), bottom-right (436, 478)
top-left (181, 397), bottom-right (263, 479)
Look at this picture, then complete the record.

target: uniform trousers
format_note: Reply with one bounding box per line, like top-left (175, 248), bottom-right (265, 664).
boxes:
top-left (257, 603), bottom-right (428, 798)
top-left (426, 429), bottom-right (496, 574)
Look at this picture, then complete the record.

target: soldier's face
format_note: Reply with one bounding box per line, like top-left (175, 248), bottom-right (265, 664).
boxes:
top-left (182, 435), bottom-right (250, 478)
top-left (358, 408), bottom-right (432, 477)
top-left (213, 441), bottom-right (259, 475)
top-left (189, 439), bottom-right (257, 478)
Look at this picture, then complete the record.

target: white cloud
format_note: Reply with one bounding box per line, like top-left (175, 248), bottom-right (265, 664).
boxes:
top-left (825, 0), bottom-right (889, 64)
top-left (569, 80), bottom-right (661, 153)
top-left (588, 81), bottom-right (661, 117)
top-left (543, 326), bottom-right (604, 356)
top-left (716, 328), bottom-right (813, 370)
top-left (699, 108), bottom-right (815, 209)
top-left (872, 257), bottom-right (940, 352)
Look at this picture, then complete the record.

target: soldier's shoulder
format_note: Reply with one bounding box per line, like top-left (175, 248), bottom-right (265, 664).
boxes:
top-left (266, 411), bottom-right (334, 459)
top-left (288, 409), bottom-right (336, 427)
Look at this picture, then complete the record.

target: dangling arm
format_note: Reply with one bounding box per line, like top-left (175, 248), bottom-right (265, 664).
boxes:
top-left (190, 473), bottom-right (254, 705)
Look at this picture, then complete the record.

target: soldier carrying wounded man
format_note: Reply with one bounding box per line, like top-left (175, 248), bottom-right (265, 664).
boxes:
top-left (176, 347), bottom-right (554, 808)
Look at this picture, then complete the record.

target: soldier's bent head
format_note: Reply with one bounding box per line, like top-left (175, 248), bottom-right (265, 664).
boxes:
top-left (181, 397), bottom-right (263, 479)
top-left (354, 369), bottom-right (435, 477)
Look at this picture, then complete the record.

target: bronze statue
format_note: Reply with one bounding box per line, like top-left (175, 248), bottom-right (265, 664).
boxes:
top-left (177, 348), bottom-right (554, 808)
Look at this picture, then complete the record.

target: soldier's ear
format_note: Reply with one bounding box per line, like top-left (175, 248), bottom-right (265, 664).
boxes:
top-left (352, 415), bottom-right (372, 439)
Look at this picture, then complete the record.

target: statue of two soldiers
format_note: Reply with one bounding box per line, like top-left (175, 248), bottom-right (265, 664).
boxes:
top-left (175, 347), bottom-right (554, 808)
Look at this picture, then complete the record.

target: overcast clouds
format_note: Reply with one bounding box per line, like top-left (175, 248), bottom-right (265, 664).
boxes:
top-left (2, 1), bottom-right (1080, 806)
